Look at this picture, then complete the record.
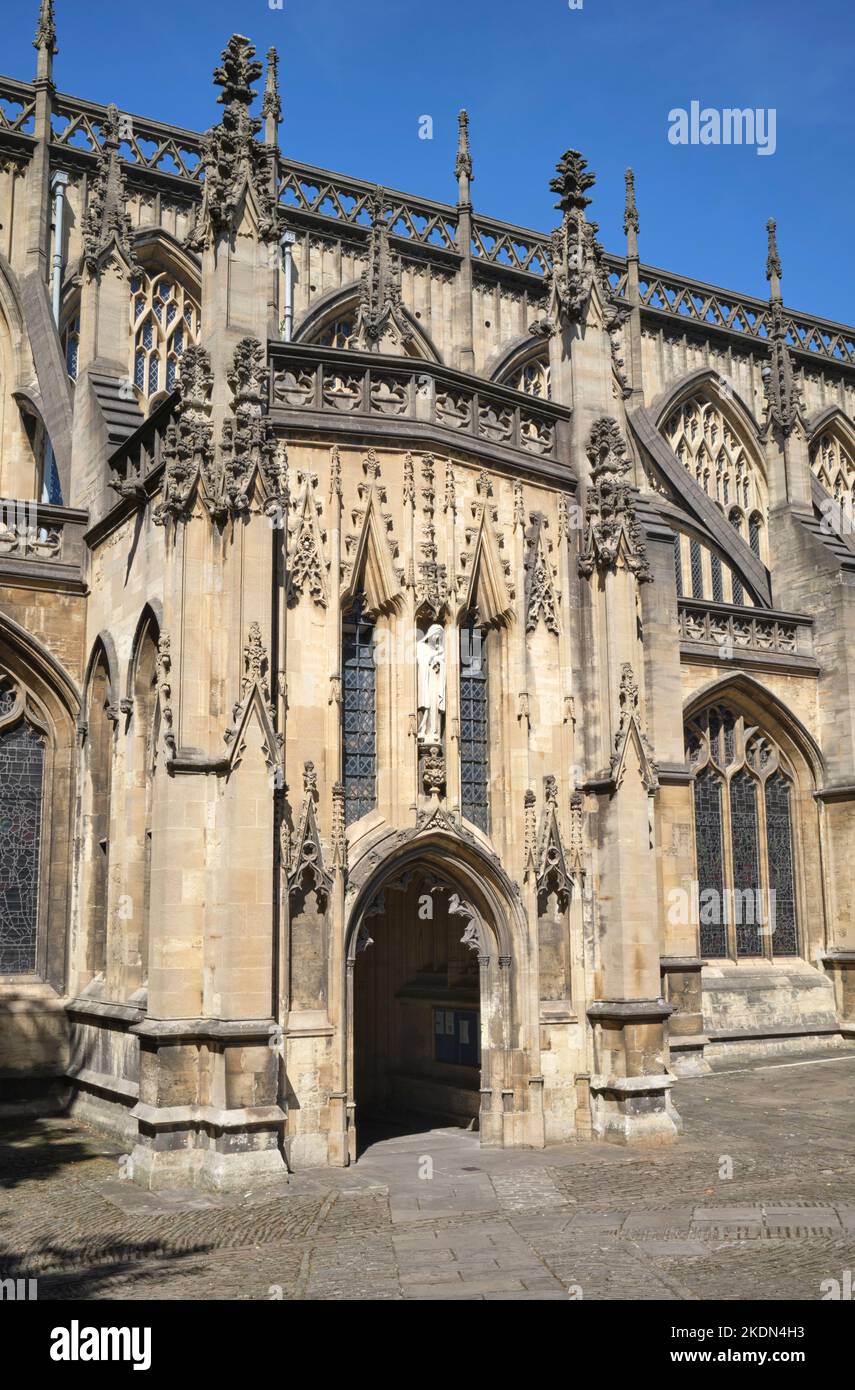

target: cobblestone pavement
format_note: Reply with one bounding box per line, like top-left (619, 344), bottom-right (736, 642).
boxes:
top-left (2, 1048), bottom-right (855, 1301)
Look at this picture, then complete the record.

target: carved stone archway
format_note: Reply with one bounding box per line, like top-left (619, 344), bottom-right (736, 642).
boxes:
top-left (341, 832), bottom-right (540, 1162)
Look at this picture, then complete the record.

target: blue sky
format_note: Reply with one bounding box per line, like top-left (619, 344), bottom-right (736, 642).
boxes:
top-left (4, 0), bottom-right (854, 324)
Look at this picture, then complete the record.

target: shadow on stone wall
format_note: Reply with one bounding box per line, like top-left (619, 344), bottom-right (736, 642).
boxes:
top-left (0, 988), bottom-right (71, 1112)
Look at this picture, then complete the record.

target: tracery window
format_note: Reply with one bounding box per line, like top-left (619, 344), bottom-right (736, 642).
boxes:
top-left (0, 676), bottom-right (46, 974)
top-left (664, 395), bottom-right (767, 560)
top-left (459, 613), bottom-right (489, 832)
top-left (342, 594), bottom-right (376, 826)
top-left (316, 316), bottom-right (356, 350)
top-left (130, 269), bottom-right (200, 401)
top-left (811, 431), bottom-right (855, 527)
top-left (686, 704), bottom-right (799, 960)
top-left (508, 357), bottom-right (551, 400)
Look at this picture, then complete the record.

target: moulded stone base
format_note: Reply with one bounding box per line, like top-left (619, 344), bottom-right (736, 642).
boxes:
top-left (668, 1038), bottom-right (712, 1077)
top-left (590, 1073), bottom-right (682, 1145)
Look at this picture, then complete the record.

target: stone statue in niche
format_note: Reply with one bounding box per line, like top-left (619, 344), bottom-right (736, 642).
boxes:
top-left (416, 623), bottom-right (446, 746)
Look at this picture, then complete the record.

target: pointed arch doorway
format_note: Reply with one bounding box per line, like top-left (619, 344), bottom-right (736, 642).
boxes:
top-left (347, 850), bottom-right (517, 1156)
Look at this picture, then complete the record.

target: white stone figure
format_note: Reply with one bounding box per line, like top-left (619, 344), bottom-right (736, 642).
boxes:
top-left (416, 624), bottom-right (446, 745)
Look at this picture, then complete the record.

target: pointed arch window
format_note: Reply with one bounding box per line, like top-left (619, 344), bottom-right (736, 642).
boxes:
top-left (0, 676), bottom-right (46, 974)
top-left (686, 704), bottom-right (800, 960)
top-left (342, 594), bottom-right (376, 826)
top-left (459, 612), bottom-right (489, 832)
top-left (664, 395), bottom-right (768, 561)
top-left (810, 430), bottom-right (855, 529)
top-left (130, 269), bottom-right (200, 403)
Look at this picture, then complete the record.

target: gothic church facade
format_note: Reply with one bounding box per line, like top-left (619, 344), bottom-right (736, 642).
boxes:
top-left (0, 3), bottom-right (853, 1188)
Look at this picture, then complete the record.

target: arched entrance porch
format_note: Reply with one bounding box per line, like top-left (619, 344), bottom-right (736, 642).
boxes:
top-left (343, 834), bottom-right (536, 1161)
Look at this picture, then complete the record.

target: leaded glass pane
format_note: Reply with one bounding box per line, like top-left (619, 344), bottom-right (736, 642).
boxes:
top-left (694, 768), bottom-right (726, 957)
top-left (459, 621), bottom-right (489, 832)
top-left (732, 575), bottom-right (744, 606)
top-left (690, 539), bottom-right (703, 598)
top-left (765, 773), bottom-right (798, 955)
top-left (0, 710), bottom-right (45, 973)
top-left (730, 770), bottom-right (763, 955)
top-left (711, 553), bottom-right (723, 603)
top-left (342, 599), bottom-right (376, 826)
top-left (673, 536), bottom-right (683, 595)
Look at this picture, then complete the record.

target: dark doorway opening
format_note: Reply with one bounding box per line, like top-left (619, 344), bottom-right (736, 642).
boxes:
top-left (354, 871), bottom-right (481, 1153)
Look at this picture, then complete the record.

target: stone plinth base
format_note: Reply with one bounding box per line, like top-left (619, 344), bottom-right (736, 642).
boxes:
top-left (588, 999), bottom-right (680, 1144)
top-left (129, 1102), bottom-right (288, 1191)
top-left (703, 959), bottom-right (841, 1057)
top-left (126, 1016), bottom-right (287, 1190)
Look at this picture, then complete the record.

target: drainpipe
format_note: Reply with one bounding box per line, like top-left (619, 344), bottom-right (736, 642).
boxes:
top-left (43, 170), bottom-right (68, 505)
top-left (50, 170), bottom-right (68, 324)
top-left (280, 229), bottom-right (296, 342)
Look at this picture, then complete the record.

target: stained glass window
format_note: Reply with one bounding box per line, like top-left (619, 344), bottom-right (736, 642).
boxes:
top-left (749, 512), bottom-right (762, 559)
top-left (687, 705), bottom-right (801, 962)
top-left (342, 596), bottom-right (376, 826)
top-left (674, 536), bottom-right (683, 596)
top-left (694, 767), bottom-right (726, 957)
top-left (0, 685), bottom-right (45, 974)
top-left (459, 617), bottom-right (489, 832)
top-left (730, 770), bottom-right (763, 955)
top-left (130, 270), bottom-right (200, 402)
top-left (765, 772), bottom-right (798, 955)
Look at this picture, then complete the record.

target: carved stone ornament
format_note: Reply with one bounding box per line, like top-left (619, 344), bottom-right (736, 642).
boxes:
top-left (199, 337), bottom-right (284, 523)
top-left (288, 760), bottom-right (332, 902)
top-left (186, 34), bottom-right (279, 251)
top-left (578, 417), bottom-right (651, 581)
top-left (608, 662), bottom-right (659, 792)
top-left (524, 513), bottom-right (559, 634)
top-left (530, 149), bottom-right (625, 341)
top-left (354, 187), bottom-right (414, 351)
top-left (153, 345), bottom-right (215, 526)
top-left (81, 103), bottom-right (140, 276)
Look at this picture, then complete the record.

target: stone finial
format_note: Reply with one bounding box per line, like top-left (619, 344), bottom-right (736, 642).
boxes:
top-left (262, 46), bottom-right (282, 143)
top-left (762, 219), bottom-right (802, 437)
top-left (81, 104), bottom-right (139, 275)
top-left (624, 167), bottom-right (639, 242)
top-left (33, 0), bottom-right (57, 69)
top-left (455, 108), bottom-right (473, 203)
top-left (186, 34), bottom-right (278, 250)
top-left (550, 149), bottom-right (595, 215)
top-left (354, 187), bottom-right (412, 350)
top-left (765, 217), bottom-right (782, 300)
top-left (213, 33), bottom-right (263, 107)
